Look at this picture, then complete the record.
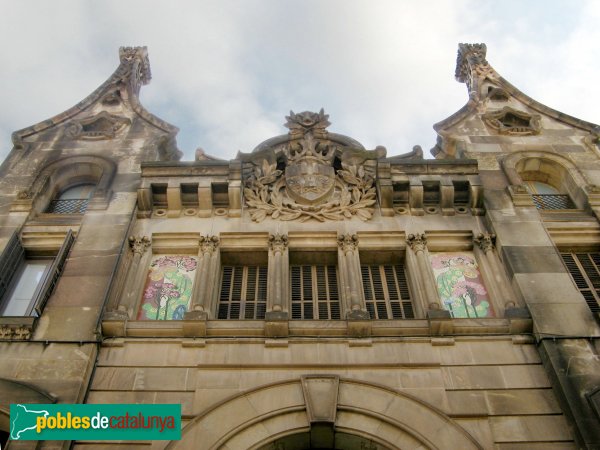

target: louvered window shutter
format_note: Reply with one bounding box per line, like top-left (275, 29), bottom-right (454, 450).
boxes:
top-left (561, 252), bottom-right (600, 313)
top-left (32, 230), bottom-right (75, 316)
top-left (361, 264), bottom-right (414, 319)
top-left (0, 232), bottom-right (25, 303)
top-left (218, 265), bottom-right (267, 319)
top-left (290, 265), bottom-right (340, 319)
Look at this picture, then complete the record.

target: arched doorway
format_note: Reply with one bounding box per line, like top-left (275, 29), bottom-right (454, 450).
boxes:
top-left (166, 377), bottom-right (482, 450)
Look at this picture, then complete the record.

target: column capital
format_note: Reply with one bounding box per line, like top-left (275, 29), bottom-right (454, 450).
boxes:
top-left (128, 235), bottom-right (151, 255)
top-left (406, 233), bottom-right (427, 253)
top-left (474, 232), bottom-right (496, 253)
top-left (200, 235), bottom-right (220, 254)
top-left (268, 233), bottom-right (289, 253)
top-left (337, 233), bottom-right (359, 254)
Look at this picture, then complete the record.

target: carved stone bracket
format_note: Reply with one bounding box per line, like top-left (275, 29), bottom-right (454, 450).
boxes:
top-left (474, 233), bottom-right (496, 253)
top-left (406, 233), bottom-right (427, 253)
top-left (128, 236), bottom-right (151, 255)
top-left (268, 233), bottom-right (289, 253)
top-left (200, 235), bottom-right (220, 254)
top-left (337, 233), bottom-right (359, 254)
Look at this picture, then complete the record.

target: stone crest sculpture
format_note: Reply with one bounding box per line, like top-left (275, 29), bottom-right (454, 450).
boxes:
top-left (241, 110), bottom-right (384, 222)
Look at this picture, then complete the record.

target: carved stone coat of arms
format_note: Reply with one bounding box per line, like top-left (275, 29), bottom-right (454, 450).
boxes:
top-left (240, 110), bottom-right (385, 222)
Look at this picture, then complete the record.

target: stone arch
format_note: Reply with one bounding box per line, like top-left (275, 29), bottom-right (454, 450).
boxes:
top-left (502, 151), bottom-right (589, 209)
top-left (166, 377), bottom-right (482, 450)
top-left (30, 155), bottom-right (116, 213)
top-left (0, 378), bottom-right (56, 433)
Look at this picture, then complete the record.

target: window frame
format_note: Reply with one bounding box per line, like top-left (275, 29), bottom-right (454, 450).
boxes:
top-left (360, 263), bottom-right (414, 319)
top-left (290, 263), bottom-right (341, 320)
top-left (217, 265), bottom-right (268, 320)
top-left (560, 251), bottom-right (600, 314)
top-left (0, 230), bottom-right (75, 323)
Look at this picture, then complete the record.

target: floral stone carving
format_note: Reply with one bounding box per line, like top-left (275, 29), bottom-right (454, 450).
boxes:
top-left (242, 110), bottom-right (382, 223)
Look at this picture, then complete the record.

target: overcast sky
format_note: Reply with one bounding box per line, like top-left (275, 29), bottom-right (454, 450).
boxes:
top-left (0, 1), bottom-right (599, 162)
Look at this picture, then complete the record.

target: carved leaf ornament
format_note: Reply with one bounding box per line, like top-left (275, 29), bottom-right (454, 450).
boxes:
top-left (243, 111), bottom-right (379, 223)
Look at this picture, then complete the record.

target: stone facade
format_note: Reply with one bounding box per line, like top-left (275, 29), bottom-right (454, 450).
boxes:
top-left (1, 44), bottom-right (599, 449)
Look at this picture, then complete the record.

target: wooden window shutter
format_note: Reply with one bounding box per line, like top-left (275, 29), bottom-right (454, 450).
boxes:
top-left (218, 265), bottom-right (267, 319)
top-left (291, 265), bottom-right (340, 319)
top-left (32, 229), bottom-right (75, 316)
top-left (561, 252), bottom-right (600, 313)
top-left (361, 264), bottom-right (414, 319)
top-left (0, 231), bottom-right (25, 302)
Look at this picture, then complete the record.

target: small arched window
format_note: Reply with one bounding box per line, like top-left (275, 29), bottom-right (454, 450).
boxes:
top-left (46, 183), bottom-right (96, 214)
top-left (522, 180), bottom-right (575, 210)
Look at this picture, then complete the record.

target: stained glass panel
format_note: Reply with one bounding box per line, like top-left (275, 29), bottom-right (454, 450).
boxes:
top-left (137, 255), bottom-right (198, 320)
top-left (430, 252), bottom-right (493, 318)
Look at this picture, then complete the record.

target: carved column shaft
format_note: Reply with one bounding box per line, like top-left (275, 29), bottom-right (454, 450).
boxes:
top-left (474, 233), bottom-right (517, 310)
top-left (337, 234), bottom-right (365, 315)
top-left (118, 236), bottom-right (151, 318)
top-left (406, 234), bottom-right (439, 308)
top-left (190, 236), bottom-right (220, 315)
top-left (268, 234), bottom-right (289, 313)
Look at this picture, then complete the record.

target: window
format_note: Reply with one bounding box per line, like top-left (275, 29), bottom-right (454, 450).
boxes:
top-left (290, 265), bottom-right (340, 319)
top-left (0, 231), bottom-right (74, 317)
top-left (525, 180), bottom-right (575, 210)
top-left (46, 183), bottom-right (96, 214)
top-left (218, 265), bottom-right (267, 319)
top-left (561, 252), bottom-right (600, 314)
top-left (137, 255), bottom-right (199, 320)
top-left (361, 265), bottom-right (414, 319)
top-left (430, 252), bottom-right (494, 318)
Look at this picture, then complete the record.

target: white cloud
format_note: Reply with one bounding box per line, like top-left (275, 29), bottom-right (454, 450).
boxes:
top-left (0, 0), bottom-right (598, 163)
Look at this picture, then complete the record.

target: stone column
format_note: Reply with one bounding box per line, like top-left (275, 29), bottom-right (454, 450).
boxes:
top-left (266, 233), bottom-right (289, 319)
top-left (185, 235), bottom-right (220, 320)
top-left (406, 233), bottom-right (443, 315)
top-left (338, 234), bottom-right (369, 320)
top-left (474, 232), bottom-right (522, 318)
top-left (117, 236), bottom-right (151, 318)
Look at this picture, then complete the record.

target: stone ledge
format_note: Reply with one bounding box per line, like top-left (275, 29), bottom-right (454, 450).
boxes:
top-left (99, 317), bottom-right (533, 339)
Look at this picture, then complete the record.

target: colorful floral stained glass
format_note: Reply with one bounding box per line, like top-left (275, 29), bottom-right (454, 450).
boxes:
top-left (430, 252), bottom-right (494, 318)
top-left (137, 255), bottom-right (198, 320)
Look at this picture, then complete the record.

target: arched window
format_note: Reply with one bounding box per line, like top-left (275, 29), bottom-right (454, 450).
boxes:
top-left (521, 179), bottom-right (575, 210)
top-left (502, 152), bottom-right (583, 211)
top-left (46, 183), bottom-right (96, 214)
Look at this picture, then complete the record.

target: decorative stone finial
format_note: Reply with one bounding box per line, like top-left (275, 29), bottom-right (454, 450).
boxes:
top-left (285, 109), bottom-right (330, 138)
top-left (406, 233), bottom-right (427, 252)
top-left (455, 43), bottom-right (493, 95)
top-left (119, 46), bottom-right (151, 85)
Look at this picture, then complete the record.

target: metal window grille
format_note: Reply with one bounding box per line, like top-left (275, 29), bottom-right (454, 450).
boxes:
top-left (46, 199), bottom-right (89, 214)
top-left (531, 194), bottom-right (575, 210)
top-left (218, 265), bottom-right (267, 319)
top-left (291, 265), bottom-right (341, 319)
top-left (361, 265), bottom-right (414, 319)
top-left (561, 252), bottom-right (600, 313)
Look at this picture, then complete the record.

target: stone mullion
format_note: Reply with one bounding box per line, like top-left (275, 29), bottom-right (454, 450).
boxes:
top-left (406, 233), bottom-right (439, 310)
top-left (474, 233), bottom-right (517, 315)
top-left (338, 234), bottom-right (368, 319)
top-left (267, 234), bottom-right (289, 316)
top-left (189, 235), bottom-right (220, 318)
top-left (117, 236), bottom-right (151, 318)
